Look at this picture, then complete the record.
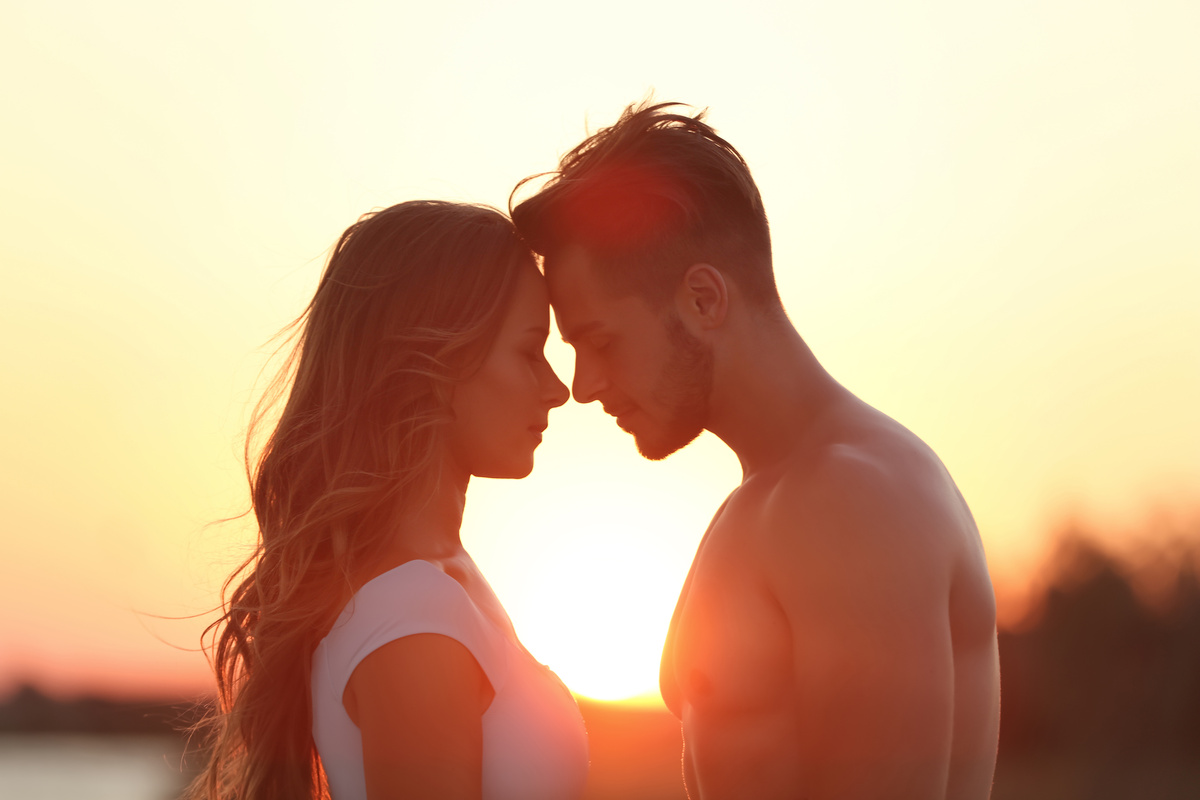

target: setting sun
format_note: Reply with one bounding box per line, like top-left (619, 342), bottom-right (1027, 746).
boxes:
top-left (460, 404), bottom-right (741, 703)
top-left (510, 528), bottom-right (682, 703)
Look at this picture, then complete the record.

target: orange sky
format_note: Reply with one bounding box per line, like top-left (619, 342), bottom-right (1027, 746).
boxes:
top-left (2, 0), bottom-right (1198, 702)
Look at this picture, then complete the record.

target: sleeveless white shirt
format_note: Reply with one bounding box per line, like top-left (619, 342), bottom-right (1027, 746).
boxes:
top-left (311, 560), bottom-right (588, 800)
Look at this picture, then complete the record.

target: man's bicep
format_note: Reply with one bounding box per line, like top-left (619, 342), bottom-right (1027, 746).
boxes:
top-left (808, 631), bottom-right (953, 798)
top-left (764, 487), bottom-right (955, 796)
top-left (778, 557), bottom-right (956, 799)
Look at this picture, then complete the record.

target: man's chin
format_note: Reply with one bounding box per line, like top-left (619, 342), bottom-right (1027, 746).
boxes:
top-left (632, 426), bottom-right (703, 462)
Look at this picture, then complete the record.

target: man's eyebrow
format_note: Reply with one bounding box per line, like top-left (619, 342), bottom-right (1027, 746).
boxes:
top-left (560, 320), bottom-right (602, 345)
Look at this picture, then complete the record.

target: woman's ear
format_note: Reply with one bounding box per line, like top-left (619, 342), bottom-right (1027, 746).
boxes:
top-left (675, 263), bottom-right (728, 331)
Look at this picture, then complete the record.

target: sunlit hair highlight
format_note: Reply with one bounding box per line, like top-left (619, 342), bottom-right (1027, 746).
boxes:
top-left (185, 200), bottom-right (530, 800)
top-left (511, 100), bottom-right (780, 310)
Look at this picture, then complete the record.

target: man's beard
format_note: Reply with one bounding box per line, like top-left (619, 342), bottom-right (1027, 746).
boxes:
top-left (635, 314), bottom-right (713, 461)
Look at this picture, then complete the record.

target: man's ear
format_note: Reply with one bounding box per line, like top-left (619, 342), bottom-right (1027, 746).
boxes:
top-left (675, 263), bottom-right (728, 331)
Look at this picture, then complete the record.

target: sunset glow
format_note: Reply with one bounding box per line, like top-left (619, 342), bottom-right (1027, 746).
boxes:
top-left (2, 1), bottom-right (1198, 704)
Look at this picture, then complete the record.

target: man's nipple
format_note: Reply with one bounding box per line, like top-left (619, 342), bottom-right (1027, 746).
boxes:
top-left (685, 668), bottom-right (713, 699)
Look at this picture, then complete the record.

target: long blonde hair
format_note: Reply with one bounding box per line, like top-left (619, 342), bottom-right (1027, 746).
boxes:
top-left (186, 201), bottom-right (530, 799)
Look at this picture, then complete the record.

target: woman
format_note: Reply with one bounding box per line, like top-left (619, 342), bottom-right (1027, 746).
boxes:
top-left (186, 201), bottom-right (587, 800)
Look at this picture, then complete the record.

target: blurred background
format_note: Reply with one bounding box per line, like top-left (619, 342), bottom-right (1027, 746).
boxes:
top-left (2, 0), bottom-right (1197, 797)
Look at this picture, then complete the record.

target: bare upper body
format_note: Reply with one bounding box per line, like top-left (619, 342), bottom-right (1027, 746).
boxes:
top-left (659, 388), bottom-right (1000, 799)
top-left (547, 243), bottom-right (1000, 800)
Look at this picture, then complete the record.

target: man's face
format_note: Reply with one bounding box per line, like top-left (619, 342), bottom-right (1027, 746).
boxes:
top-left (546, 244), bottom-right (713, 461)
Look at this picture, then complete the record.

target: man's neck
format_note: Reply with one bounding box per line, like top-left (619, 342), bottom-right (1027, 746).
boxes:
top-left (706, 317), bottom-right (842, 479)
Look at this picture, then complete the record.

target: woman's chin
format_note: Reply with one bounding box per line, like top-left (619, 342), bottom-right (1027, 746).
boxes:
top-left (475, 456), bottom-right (536, 481)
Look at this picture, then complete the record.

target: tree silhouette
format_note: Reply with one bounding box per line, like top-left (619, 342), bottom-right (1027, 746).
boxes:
top-left (994, 525), bottom-right (1200, 799)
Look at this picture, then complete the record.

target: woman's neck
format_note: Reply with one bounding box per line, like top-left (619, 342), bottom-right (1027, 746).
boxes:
top-left (394, 457), bottom-right (471, 557)
top-left (347, 457), bottom-right (472, 593)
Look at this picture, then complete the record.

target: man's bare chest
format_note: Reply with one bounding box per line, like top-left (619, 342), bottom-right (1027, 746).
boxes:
top-left (663, 524), bottom-right (795, 716)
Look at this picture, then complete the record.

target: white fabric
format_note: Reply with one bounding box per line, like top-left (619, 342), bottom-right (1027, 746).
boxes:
top-left (311, 559), bottom-right (588, 800)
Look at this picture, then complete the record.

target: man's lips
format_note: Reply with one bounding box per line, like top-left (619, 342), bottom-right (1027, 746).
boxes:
top-left (601, 402), bottom-right (634, 418)
top-left (601, 403), bottom-right (637, 431)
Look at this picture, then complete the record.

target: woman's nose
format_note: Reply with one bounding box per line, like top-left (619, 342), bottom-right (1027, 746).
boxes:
top-left (544, 364), bottom-right (570, 409)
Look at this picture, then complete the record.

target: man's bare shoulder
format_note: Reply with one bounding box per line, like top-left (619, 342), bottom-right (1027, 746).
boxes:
top-left (762, 418), bottom-right (947, 537)
top-left (754, 418), bottom-right (966, 618)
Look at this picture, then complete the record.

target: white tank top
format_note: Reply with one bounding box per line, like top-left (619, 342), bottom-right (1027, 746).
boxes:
top-left (311, 559), bottom-right (588, 800)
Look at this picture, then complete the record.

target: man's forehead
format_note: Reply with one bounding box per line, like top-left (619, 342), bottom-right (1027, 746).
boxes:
top-left (545, 245), bottom-right (604, 324)
top-left (544, 242), bottom-right (599, 292)
top-left (547, 252), bottom-right (657, 343)
top-left (548, 285), bottom-right (603, 343)
top-left (545, 242), bottom-right (641, 306)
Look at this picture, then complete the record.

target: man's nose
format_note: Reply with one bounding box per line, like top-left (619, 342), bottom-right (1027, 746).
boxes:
top-left (571, 354), bottom-right (607, 404)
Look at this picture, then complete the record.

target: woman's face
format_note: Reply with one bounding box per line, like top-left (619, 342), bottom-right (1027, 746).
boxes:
top-left (447, 263), bottom-right (570, 479)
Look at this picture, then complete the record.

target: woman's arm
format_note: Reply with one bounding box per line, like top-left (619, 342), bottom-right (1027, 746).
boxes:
top-left (343, 633), bottom-right (495, 800)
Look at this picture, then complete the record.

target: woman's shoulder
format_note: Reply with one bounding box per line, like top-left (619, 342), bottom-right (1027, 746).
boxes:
top-left (338, 559), bottom-right (477, 628)
top-left (316, 557), bottom-right (510, 693)
top-left (361, 557), bottom-right (455, 588)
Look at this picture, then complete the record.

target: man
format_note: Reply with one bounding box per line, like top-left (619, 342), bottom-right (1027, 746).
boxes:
top-left (512, 102), bottom-right (1000, 799)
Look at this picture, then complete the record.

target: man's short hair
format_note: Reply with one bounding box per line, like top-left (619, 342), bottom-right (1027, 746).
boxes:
top-left (511, 101), bottom-right (780, 309)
